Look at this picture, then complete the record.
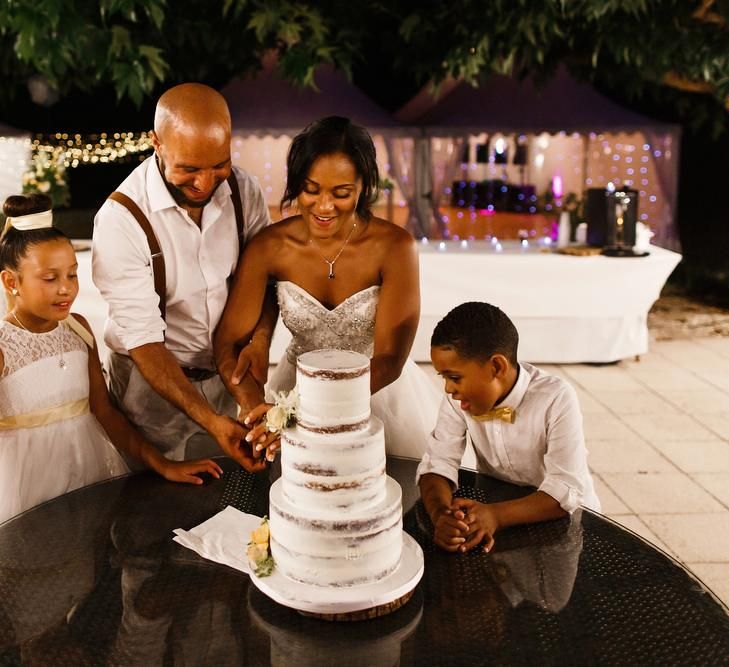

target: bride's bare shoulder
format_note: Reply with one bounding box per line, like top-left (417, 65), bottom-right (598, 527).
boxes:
top-left (251, 215), bottom-right (303, 245)
top-left (368, 217), bottom-right (416, 249)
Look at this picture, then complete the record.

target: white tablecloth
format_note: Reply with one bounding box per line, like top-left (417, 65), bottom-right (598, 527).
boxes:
top-left (73, 241), bottom-right (681, 365)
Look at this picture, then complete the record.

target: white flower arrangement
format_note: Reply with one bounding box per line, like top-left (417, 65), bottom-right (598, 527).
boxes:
top-left (265, 387), bottom-right (299, 432)
top-left (22, 148), bottom-right (70, 208)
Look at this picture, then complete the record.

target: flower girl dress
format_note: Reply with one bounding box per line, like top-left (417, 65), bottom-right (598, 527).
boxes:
top-left (0, 317), bottom-right (127, 524)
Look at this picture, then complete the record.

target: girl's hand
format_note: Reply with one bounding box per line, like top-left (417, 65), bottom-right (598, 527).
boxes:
top-left (159, 458), bottom-right (224, 485)
top-left (242, 403), bottom-right (282, 462)
top-left (450, 498), bottom-right (499, 553)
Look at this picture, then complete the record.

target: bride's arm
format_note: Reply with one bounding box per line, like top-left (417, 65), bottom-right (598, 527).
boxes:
top-left (214, 232), bottom-right (274, 414)
top-left (371, 228), bottom-right (420, 394)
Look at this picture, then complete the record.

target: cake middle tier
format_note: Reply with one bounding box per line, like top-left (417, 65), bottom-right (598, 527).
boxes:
top-left (280, 418), bottom-right (386, 513)
top-left (269, 475), bottom-right (403, 588)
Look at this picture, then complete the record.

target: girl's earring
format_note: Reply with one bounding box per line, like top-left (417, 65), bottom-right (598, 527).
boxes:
top-left (11, 288), bottom-right (18, 296)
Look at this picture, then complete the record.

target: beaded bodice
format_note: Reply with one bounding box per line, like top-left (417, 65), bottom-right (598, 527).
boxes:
top-left (277, 281), bottom-right (380, 364)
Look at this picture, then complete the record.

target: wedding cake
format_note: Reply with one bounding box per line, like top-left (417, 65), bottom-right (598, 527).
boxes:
top-left (268, 349), bottom-right (403, 587)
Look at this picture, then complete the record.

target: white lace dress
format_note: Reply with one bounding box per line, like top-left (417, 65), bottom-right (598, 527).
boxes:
top-left (266, 281), bottom-right (443, 459)
top-left (0, 320), bottom-right (128, 524)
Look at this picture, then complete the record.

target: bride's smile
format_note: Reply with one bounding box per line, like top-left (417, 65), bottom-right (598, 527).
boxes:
top-left (298, 151), bottom-right (362, 240)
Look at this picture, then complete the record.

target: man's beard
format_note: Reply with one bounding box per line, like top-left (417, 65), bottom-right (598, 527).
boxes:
top-left (157, 155), bottom-right (222, 209)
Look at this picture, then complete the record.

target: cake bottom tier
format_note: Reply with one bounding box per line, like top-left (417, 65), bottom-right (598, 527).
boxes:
top-left (269, 476), bottom-right (403, 588)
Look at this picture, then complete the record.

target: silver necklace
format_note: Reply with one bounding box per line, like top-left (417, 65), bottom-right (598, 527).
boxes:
top-left (308, 222), bottom-right (358, 280)
top-left (10, 311), bottom-right (67, 370)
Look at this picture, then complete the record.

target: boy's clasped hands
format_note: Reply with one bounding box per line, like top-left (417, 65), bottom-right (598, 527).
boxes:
top-left (432, 499), bottom-right (499, 554)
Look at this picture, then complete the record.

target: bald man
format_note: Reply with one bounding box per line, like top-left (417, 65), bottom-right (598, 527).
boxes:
top-left (92, 83), bottom-right (273, 472)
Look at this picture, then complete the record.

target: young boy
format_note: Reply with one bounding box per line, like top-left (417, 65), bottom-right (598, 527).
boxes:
top-left (417, 302), bottom-right (600, 554)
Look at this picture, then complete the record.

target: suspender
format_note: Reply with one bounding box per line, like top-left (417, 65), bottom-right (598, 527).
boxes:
top-left (107, 173), bottom-right (245, 321)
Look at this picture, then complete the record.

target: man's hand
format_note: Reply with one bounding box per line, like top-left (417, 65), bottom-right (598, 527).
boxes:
top-left (450, 498), bottom-right (499, 553)
top-left (431, 506), bottom-right (470, 552)
top-left (208, 414), bottom-right (267, 473)
top-left (231, 337), bottom-right (269, 388)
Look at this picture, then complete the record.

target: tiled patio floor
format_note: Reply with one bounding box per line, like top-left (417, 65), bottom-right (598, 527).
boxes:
top-left (421, 337), bottom-right (729, 608)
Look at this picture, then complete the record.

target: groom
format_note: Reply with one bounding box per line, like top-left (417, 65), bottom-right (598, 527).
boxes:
top-left (93, 83), bottom-right (274, 471)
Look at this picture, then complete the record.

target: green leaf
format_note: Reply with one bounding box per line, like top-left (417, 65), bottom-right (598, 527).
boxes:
top-left (110, 25), bottom-right (131, 56)
top-left (247, 6), bottom-right (278, 42)
top-left (254, 555), bottom-right (275, 577)
top-left (277, 21), bottom-right (301, 46)
top-left (145, 3), bottom-right (165, 30)
top-left (400, 13), bottom-right (420, 40)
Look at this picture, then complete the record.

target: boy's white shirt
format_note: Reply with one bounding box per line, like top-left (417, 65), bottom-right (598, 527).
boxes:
top-left (416, 362), bottom-right (601, 513)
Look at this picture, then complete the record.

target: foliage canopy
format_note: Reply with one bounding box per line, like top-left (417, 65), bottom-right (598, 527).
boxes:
top-left (0, 0), bottom-right (728, 127)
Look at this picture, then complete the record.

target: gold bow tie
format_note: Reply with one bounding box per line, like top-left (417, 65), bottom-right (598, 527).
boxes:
top-left (472, 406), bottom-right (516, 424)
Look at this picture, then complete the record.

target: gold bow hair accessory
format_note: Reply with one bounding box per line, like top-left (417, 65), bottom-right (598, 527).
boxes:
top-left (472, 406), bottom-right (516, 424)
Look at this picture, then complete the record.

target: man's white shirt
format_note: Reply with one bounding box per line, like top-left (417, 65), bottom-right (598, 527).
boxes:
top-left (92, 157), bottom-right (270, 369)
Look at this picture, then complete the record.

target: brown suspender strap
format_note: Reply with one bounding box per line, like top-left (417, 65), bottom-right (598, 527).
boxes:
top-left (107, 191), bottom-right (167, 322)
top-left (107, 175), bottom-right (243, 321)
top-left (227, 173), bottom-right (244, 249)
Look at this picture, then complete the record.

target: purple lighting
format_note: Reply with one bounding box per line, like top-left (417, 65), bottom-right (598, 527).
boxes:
top-left (552, 174), bottom-right (563, 199)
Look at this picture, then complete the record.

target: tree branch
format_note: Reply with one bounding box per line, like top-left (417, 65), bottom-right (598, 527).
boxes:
top-left (692, 0), bottom-right (726, 28)
top-left (663, 70), bottom-right (729, 110)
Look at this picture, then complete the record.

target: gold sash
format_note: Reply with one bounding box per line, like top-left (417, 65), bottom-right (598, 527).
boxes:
top-left (0, 398), bottom-right (90, 430)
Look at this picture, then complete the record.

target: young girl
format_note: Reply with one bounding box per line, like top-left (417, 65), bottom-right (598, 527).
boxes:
top-left (0, 194), bottom-right (223, 524)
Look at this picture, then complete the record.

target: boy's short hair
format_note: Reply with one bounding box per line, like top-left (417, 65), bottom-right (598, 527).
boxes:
top-left (431, 301), bottom-right (519, 364)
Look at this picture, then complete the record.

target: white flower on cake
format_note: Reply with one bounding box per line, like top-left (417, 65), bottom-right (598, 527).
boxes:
top-left (247, 516), bottom-right (274, 577)
top-left (266, 388), bottom-right (299, 432)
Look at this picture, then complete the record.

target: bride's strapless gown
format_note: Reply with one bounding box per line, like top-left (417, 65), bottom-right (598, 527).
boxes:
top-left (266, 281), bottom-right (442, 459)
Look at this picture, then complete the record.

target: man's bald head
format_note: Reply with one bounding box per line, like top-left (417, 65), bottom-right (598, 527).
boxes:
top-left (154, 83), bottom-right (231, 143)
top-left (151, 83), bottom-right (234, 212)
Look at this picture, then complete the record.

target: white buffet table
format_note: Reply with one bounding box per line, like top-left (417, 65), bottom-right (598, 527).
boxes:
top-left (73, 240), bottom-right (680, 365)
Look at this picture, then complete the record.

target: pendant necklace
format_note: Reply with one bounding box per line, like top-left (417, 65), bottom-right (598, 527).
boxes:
top-left (308, 221), bottom-right (358, 280)
top-left (10, 311), bottom-right (67, 370)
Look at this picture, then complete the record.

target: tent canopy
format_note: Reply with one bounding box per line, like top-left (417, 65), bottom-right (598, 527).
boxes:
top-left (221, 55), bottom-right (409, 137)
top-left (395, 66), bottom-right (678, 135)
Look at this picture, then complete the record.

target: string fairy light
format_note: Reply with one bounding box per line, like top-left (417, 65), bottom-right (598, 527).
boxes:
top-left (31, 131), bottom-right (154, 168)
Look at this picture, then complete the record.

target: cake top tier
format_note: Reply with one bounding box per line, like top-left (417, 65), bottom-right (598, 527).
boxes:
top-left (297, 349), bottom-right (370, 381)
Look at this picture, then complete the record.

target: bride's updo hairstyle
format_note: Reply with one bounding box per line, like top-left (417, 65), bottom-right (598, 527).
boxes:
top-left (1, 194), bottom-right (69, 273)
top-left (281, 116), bottom-right (380, 220)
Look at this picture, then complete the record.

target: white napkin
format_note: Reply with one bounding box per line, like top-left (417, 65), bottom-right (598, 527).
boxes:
top-left (172, 505), bottom-right (263, 575)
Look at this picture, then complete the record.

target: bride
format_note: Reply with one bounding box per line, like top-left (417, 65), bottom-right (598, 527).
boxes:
top-left (214, 116), bottom-right (440, 459)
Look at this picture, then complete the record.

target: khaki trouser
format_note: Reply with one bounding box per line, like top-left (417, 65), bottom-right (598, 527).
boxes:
top-left (106, 352), bottom-right (237, 465)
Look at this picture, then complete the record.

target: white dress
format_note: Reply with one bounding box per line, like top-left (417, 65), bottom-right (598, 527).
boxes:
top-left (266, 281), bottom-right (442, 459)
top-left (0, 319), bottom-right (128, 524)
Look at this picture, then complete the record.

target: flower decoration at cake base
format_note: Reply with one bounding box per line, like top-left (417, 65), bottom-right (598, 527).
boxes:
top-left (247, 516), bottom-right (274, 577)
top-left (266, 387), bottom-right (299, 433)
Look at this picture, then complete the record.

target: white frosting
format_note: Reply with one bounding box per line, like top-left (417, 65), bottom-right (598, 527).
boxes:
top-left (280, 419), bottom-right (386, 513)
top-left (296, 350), bottom-right (370, 431)
top-left (269, 349), bottom-right (403, 588)
top-left (269, 477), bottom-right (403, 587)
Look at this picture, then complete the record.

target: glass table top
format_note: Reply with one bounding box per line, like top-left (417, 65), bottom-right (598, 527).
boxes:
top-left (1, 457), bottom-right (728, 665)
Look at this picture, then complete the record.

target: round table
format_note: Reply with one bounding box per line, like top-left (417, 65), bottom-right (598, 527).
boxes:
top-left (1, 457), bottom-right (728, 665)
